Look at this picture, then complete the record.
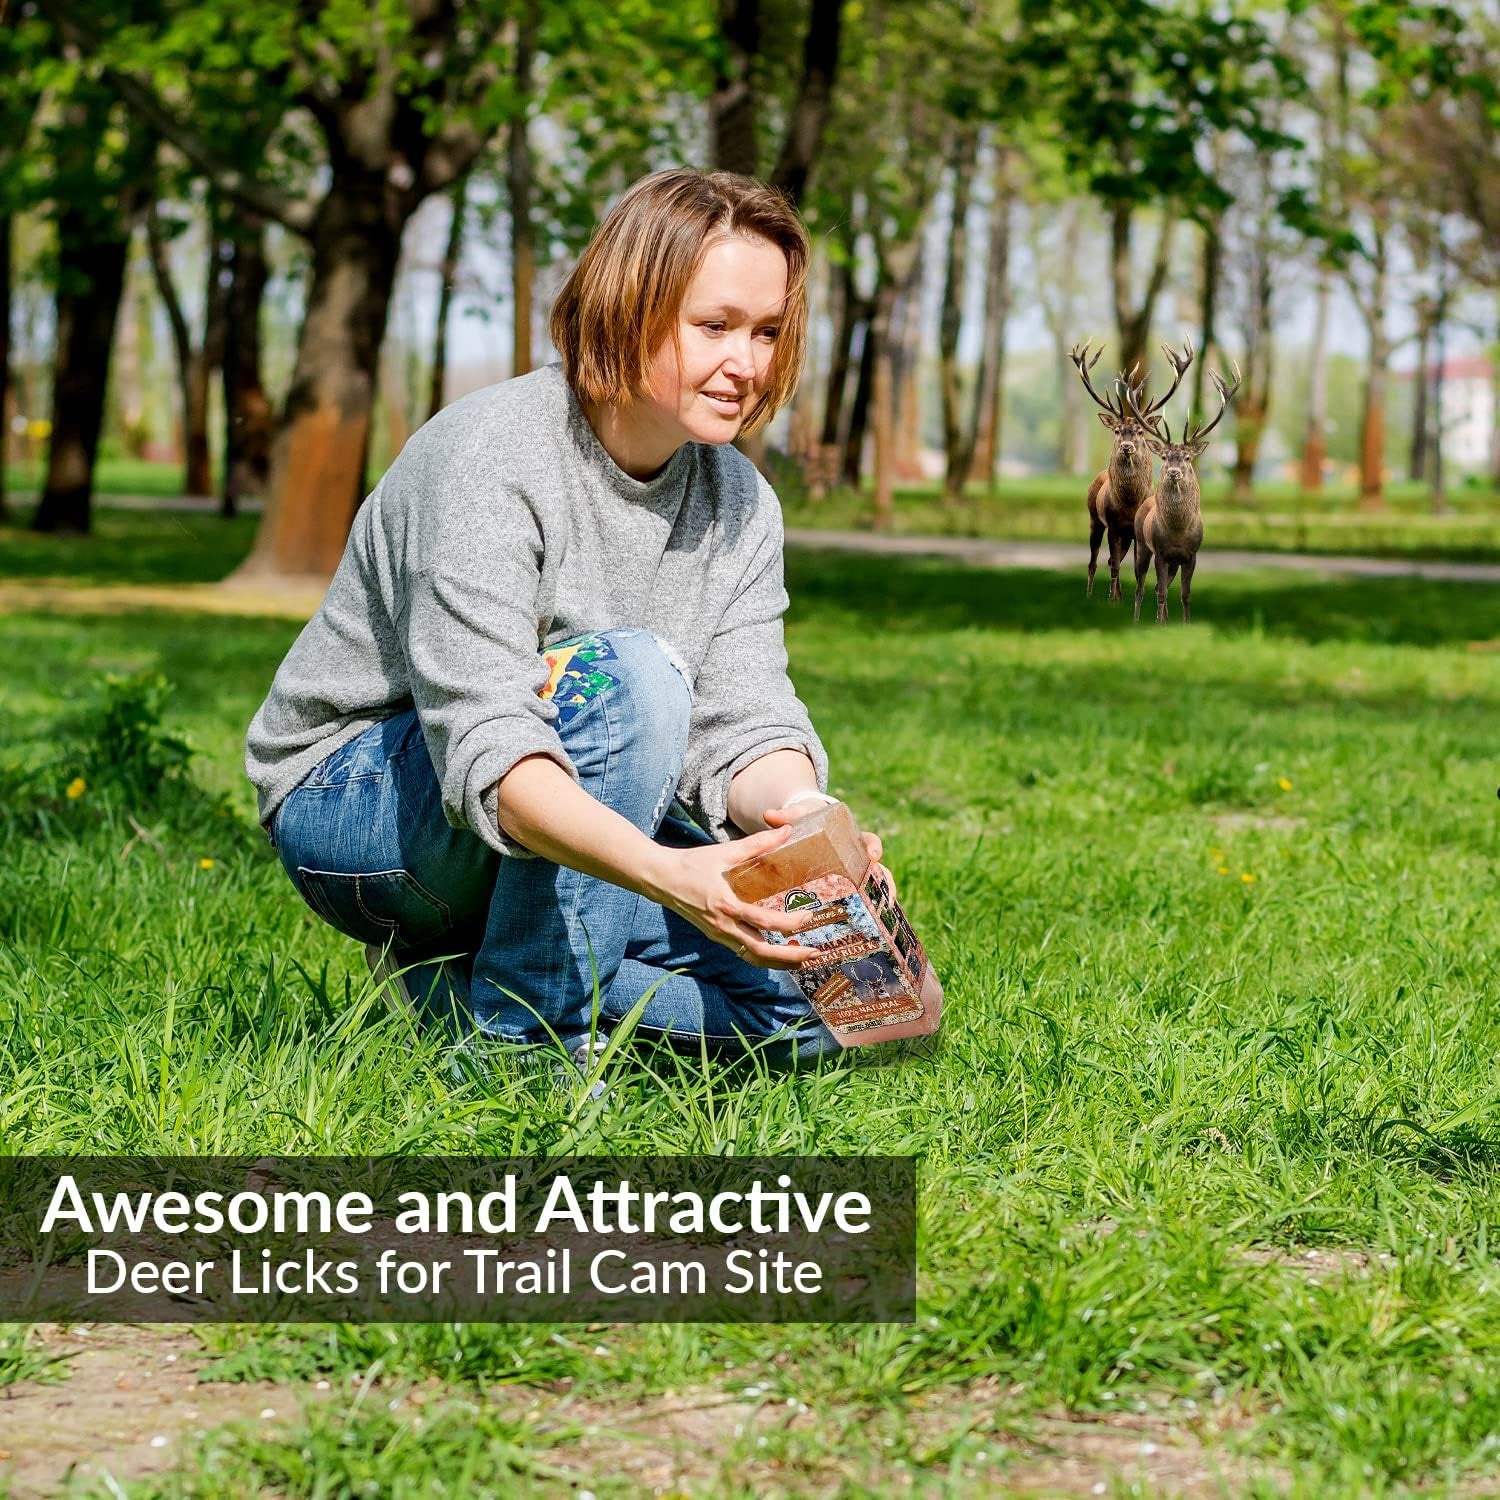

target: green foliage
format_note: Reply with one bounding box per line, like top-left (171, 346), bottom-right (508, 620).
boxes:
top-left (1012, 0), bottom-right (1303, 219)
top-left (0, 666), bottom-right (198, 832)
top-left (67, 669), bottom-right (195, 804)
top-left (7, 553), bottom-right (1500, 1491)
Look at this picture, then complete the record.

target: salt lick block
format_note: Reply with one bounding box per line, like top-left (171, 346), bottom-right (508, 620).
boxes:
top-left (724, 801), bottom-right (943, 1048)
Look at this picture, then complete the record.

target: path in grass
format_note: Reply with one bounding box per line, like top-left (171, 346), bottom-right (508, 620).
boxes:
top-left (4, 551), bottom-right (1500, 1495)
top-left (787, 526), bottom-right (1500, 584)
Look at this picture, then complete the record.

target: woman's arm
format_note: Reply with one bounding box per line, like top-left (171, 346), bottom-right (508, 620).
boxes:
top-left (727, 748), bottom-right (892, 889)
top-left (725, 747), bottom-right (821, 833)
top-left (495, 754), bottom-right (820, 967)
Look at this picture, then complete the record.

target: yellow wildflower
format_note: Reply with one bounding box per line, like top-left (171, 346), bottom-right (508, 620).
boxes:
top-left (65, 777), bottom-right (86, 800)
top-left (1217, 865), bottom-right (1231, 875)
top-left (199, 858), bottom-right (216, 870)
top-left (1209, 847), bottom-right (1224, 861)
top-left (1241, 872), bottom-right (1256, 884)
top-left (1278, 777), bottom-right (1293, 791)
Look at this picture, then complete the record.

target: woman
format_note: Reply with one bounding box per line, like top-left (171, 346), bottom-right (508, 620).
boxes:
top-left (245, 168), bottom-right (886, 1072)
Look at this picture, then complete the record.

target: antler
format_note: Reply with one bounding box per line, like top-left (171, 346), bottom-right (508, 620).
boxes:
top-left (1137, 337), bottom-right (1195, 419)
top-left (1119, 373), bottom-right (1171, 443)
top-left (1068, 339), bottom-right (1127, 418)
top-left (1183, 362), bottom-right (1243, 445)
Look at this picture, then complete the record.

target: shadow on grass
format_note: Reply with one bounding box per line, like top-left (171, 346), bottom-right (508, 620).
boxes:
top-left (786, 550), bottom-right (1500, 650)
top-left (0, 504), bottom-right (259, 585)
top-left (1366, 1118), bottom-right (1500, 1180)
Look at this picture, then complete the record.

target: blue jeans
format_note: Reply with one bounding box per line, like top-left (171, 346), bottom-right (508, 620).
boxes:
top-left (269, 627), bottom-right (837, 1064)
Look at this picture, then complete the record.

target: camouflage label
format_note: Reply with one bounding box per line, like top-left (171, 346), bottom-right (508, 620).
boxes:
top-left (759, 873), bottom-right (929, 1035)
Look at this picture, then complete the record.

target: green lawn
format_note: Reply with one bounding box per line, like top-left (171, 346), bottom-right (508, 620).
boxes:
top-left (10, 456), bottom-right (1500, 563)
top-left (779, 477), bottom-right (1500, 564)
top-left (3, 524), bottom-right (1500, 1495)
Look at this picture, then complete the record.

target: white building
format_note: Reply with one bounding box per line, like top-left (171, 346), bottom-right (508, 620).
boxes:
top-left (1420, 356), bottom-right (1497, 475)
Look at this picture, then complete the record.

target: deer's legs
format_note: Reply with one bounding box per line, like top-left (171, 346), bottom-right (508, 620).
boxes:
top-left (1106, 527), bottom-right (1131, 603)
top-left (1087, 516), bottom-right (1105, 597)
top-left (1155, 555), bottom-right (1171, 624)
top-left (1133, 542), bottom-right (1152, 623)
top-left (1180, 556), bottom-right (1196, 623)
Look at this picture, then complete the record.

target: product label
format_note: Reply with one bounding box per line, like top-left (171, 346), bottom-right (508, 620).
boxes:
top-left (758, 872), bottom-right (929, 1034)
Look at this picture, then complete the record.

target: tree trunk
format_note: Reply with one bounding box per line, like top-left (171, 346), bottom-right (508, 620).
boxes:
top-left (1038, 205), bottom-right (1086, 473)
top-left (184, 242), bottom-right (222, 497)
top-left (1431, 265), bottom-right (1450, 515)
top-left (1231, 390), bottom-right (1268, 501)
top-left (232, 182), bottom-right (402, 580)
top-left (842, 310), bottom-right (876, 488)
top-left (770, 0), bottom-right (843, 206)
top-left (1111, 198), bottom-right (1177, 380)
top-left (711, 0), bottom-right (762, 176)
top-left (871, 239), bottom-right (921, 529)
top-left (1357, 228), bottom-right (1389, 509)
top-left (894, 274), bottom-right (923, 479)
top-left (1231, 198), bottom-right (1275, 504)
top-left (939, 127), bottom-right (979, 504)
top-left (1192, 213), bottom-right (1222, 419)
top-left (821, 251), bottom-right (857, 446)
top-left (145, 199), bottom-right (220, 498)
top-left (1490, 297), bottom-right (1500, 488)
top-left (1409, 326), bottom-right (1430, 483)
top-left (969, 143), bottom-right (1012, 488)
top-left (32, 207), bottom-right (132, 534)
top-left (509, 0), bottom-right (539, 379)
top-left (1300, 272), bottom-right (1331, 490)
top-left (429, 176), bottom-right (467, 418)
top-left (222, 213), bottom-right (272, 511)
top-left (0, 212), bottom-right (10, 525)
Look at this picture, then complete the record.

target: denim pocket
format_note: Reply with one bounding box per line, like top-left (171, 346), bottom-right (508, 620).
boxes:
top-left (296, 867), bottom-right (453, 948)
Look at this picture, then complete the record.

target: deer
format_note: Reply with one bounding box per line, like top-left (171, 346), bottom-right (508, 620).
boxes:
top-left (1123, 362), bottom-right (1242, 624)
top-left (1070, 338), bottom-right (1194, 604)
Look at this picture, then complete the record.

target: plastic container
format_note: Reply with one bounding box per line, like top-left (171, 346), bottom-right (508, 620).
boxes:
top-left (724, 801), bottom-right (943, 1048)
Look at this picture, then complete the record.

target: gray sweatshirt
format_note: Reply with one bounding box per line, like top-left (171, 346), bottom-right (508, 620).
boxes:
top-left (244, 364), bottom-right (828, 854)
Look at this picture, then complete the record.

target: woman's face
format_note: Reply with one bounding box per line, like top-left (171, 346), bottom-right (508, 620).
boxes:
top-left (644, 233), bottom-right (789, 446)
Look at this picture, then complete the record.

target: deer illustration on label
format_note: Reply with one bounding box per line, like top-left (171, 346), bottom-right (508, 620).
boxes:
top-left (724, 802), bottom-right (943, 1048)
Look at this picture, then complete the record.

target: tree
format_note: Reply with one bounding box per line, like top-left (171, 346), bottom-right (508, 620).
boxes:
top-left (220, 210), bottom-right (272, 511)
top-left (508, 0), bottom-right (539, 378)
top-left (1222, 145), bottom-right (1284, 502)
top-left (44, 0), bottom-right (571, 577)
top-left (31, 79), bottom-right (153, 534)
top-left (428, 176), bottom-right (468, 419)
top-left (967, 139), bottom-right (1014, 489)
top-left (1016, 0), bottom-right (1298, 378)
top-left (144, 187), bottom-right (224, 499)
top-left (0, 6), bottom-right (47, 524)
top-left (937, 121), bottom-right (980, 502)
top-left (708, 0), bottom-right (846, 204)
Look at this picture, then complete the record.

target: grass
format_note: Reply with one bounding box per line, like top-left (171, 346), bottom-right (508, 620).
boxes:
top-left (9, 456), bottom-right (1500, 563)
top-left (780, 477), bottom-right (1500, 565)
top-left (3, 517), bottom-right (1500, 1494)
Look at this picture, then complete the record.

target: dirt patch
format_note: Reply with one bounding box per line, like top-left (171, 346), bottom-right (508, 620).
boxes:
top-left (0, 1324), bottom-right (330, 1497)
top-left (0, 580), bottom-right (322, 621)
top-left (1, 1328), bottom-right (1285, 1498)
top-left (1239, 1244), bottom-right (1399, 1280)
top-left (482, 1375), bottom-right (1280, 1498)
top-left (1206, 812), bottom-right (1306, 833)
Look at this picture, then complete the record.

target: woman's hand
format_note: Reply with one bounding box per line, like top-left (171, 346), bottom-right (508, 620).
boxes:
top-left (762, 801), bottom-right (899, 901)
top-left (646, 825), bottom-right (822, 969)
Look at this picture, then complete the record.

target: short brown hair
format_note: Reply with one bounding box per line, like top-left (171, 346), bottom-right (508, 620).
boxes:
top-left (550, 168), bottom-right (809, 438)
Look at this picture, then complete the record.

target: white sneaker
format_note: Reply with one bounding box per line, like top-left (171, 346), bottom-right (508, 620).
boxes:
top-left (569, 1036), bottom-right (611, 1101)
